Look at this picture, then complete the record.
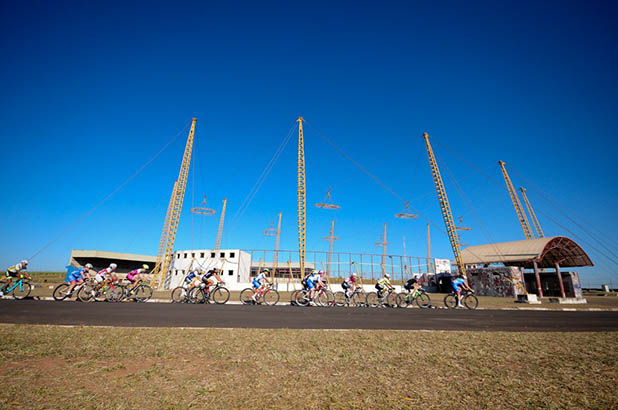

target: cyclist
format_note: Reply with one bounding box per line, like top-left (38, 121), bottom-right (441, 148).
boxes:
top-left (375, 273), bottom-right (394, 302)
top-left (251, 269), bottom-right (271, 303)
top-left (306, 270), bottom-right (326, 306)
top-left (126, 264), bottom-right (149, 291)
top-left (341, 272), bottom-right (358, 298)
top-left (93, 263), bottom-right (117, 292)
top-left (403, 275), bottom-right (421, 295)
top-left (451, 275), bottom-right (473, 307)
top-left (183, 268), bottom-right (202, 291)
top-left (201, 268), bottom-right (225, 293)
top-left (65, 263), bottom-right (93, 296)
top-left (1, 260), bottom-right (31, 296)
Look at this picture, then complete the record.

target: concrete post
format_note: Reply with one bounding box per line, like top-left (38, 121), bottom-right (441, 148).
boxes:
top-left (533, 261), bottom-right (543, 298)
top-left (555, 262), bottom-right (566, 298)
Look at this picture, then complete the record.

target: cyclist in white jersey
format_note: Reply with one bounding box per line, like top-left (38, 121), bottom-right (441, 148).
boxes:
top-left (251, 269), bottom-right (271, 303)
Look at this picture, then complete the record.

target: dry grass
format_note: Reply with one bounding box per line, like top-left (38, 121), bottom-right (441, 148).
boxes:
top-left (0, 325), bottom-right (616, 409)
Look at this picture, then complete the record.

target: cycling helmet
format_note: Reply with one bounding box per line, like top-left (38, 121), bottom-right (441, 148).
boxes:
top-left (311, 269), bottom-right (318, 275)
top-left (21, 260), bottom-right (28, 265)
top-left (142, 264), bottom-right (150, 270)
top-left (384, 273), bottom-right (390, 279)
top-left (85, 263), bottom-right (93, 269)
top-left (351, 272), bottom-right (357, 278)
top-left (110, 263), bottom-right (117, 269)
top-left (261, 268), bottom-right (270, 273)
top-left (318, 270), bottom-right (325, 275)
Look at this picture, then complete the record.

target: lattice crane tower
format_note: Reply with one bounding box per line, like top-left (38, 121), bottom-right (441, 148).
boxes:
top-left (519, 187), bottom-right (544, 238)
top-left (297, 116), bottom-right (307, 279)
top-left (498, 161), bottom-right (534, 240)
top-left (151, 118), bottom-right (197, 289)
top-left (323, 220), bottom-right (338, 277)
top-left (423, 132), bottom-right (467, 276)
top-left (214, 198), bottom-right (227, 250)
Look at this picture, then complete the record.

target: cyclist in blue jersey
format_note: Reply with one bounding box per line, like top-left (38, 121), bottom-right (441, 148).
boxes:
top-left (306, 270), bottom-right (326, 306)
top-left (65, 263), bottom-right (93, 296)
top-left (251, 269), bottom-right (271, 303)
top-left (451, 275), bottom-right (473, 307)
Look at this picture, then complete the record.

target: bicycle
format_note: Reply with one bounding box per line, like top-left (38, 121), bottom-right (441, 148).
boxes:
top-left (189, 282), bottom-right (230, 304)
top-left (240, 283), bottom-right (280, 306)
top-left (365, 288), bottom-right (398, 308)
top-left (77, 278), bottom-right (123, 302)
top-left (444, 289), bottom-right (478, 309)
top-left (295, 285), bottom-right (334, 307)
top-left (120, 279), bottom-right (153, 303)
top-left (0, 275), bottom-right (32, 300)
top-left (334, 286), bottom-right (367, 307)
top-left (171, 285), bottom-right (195, 303)
top-left (53, 280), bottom-right (89, 301)
top-left (396, 287), bottom-right (432, 308)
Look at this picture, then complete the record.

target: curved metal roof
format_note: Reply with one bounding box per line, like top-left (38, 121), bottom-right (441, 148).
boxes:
top-left (460, 236), bottom-right (593, 269)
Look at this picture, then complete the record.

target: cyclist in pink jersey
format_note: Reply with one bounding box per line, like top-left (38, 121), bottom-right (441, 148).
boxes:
top-left (126, 264), bottom-right (149, 291)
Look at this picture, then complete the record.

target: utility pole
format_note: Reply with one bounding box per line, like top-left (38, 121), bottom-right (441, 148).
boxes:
top-left (375, 223), bottom-right (389, 275)
top-left (323, 220), bottom-right (339, 278)
top-left (427, 223), bottom-right (432, 274)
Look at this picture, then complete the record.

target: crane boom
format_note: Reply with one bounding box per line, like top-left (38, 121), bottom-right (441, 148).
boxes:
top-left (519, 187), bottom-right (544, 238)
top-left (423, 133), bottom-right (466, 276)
top-left (297, 117), bottom-right (307, 279)
top-left (151, 118), bottom-right (197, 289)
top-left (498, 161), bottom-right (534, 240)
top-left (214, 198), bottom-right (227, 250)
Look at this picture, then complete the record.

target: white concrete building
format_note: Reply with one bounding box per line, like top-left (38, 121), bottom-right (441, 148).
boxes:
top-left (167, 249), bottom-right (251, 290)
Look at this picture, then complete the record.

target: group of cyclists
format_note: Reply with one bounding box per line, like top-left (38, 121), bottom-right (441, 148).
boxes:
top-left (4, 258), bottom-right (474, 307)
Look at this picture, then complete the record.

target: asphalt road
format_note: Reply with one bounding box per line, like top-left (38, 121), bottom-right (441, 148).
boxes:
top-left (1, 300), bottom-right (617, 331)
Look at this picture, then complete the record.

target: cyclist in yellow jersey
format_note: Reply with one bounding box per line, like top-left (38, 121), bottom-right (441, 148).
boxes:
top-left (2, 260), bottom-right (31, 296)
top-left (375, 273), bottom-right (394, 300)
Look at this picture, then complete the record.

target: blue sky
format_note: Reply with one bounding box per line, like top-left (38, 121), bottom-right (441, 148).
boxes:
top-left (1, 1), bottom-right (617, 286)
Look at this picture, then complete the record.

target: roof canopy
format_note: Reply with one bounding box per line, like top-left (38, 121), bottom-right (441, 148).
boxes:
top-left (460, 236), bottom-right (593, 269)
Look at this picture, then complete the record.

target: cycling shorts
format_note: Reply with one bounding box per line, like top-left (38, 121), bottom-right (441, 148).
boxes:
top-left (95, 273), bottom-right (106, 283)
top-left (341, 281), bottom-right (350, 290)
top-left (252, 279), bottom-right (262, 289)
top-left (5, 271), bottom-right (20, 278)
top-left (306, 280), bottom-right (315, 290)
top-left (69, 276), bottom-right (83, 284)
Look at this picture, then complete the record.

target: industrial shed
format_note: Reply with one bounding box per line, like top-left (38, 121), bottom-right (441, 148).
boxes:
top-left (461, 236), bottom-right (593, 298)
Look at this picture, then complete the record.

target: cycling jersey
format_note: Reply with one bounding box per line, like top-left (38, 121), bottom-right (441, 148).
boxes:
top-left (183, 271), bottom-right (198, 284)
top-left (202, 270), bottom-right (217, 281)
top-left (66, 267), bottom-right (88, 283)
top-left (126, 268), bottom-right (146, 282)
top-left (6, 262), bottom-right (26, 277)
top-left (95, 268), bottom-right (112, 283)
top-left (452, 278), bottom-right (466, 291)
top-left (404, 278), bottom-right (418, 290)
top-left (376, 277), bottom-right (391, 288)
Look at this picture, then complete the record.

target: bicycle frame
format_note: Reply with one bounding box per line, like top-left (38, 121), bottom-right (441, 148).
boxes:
top-left (4, 279), bottom-right (25, 293)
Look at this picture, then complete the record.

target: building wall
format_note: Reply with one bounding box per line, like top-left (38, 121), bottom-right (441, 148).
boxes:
top-left (466, 267), bottom-right (527, 297)
top-left (168, 249), bottom-right (251, 290)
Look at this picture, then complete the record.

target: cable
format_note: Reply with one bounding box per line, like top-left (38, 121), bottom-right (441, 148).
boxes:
top-left (28, 120), bottom-right (192, 261)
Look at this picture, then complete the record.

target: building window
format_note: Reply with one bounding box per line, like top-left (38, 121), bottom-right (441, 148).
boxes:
top-left (228, 270), bottom-right (233, 276)
top-left (230, 252), bottom-right (235, 258)
top-left (211, 252), bottom-right (216, 258)
top-left (177, 253), bottom-right (180, 259)
top-left (220, 252), bottom-right (225, 258)
top-left (200, 252), bottom-right (205, 258)
top-left (184, 253), bottom-right (187, 259)
top-left (191, 253), bottom-right (195, 258)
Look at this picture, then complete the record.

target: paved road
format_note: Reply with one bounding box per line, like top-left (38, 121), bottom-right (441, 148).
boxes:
top-left (1, 300), bottom-right (617, 331)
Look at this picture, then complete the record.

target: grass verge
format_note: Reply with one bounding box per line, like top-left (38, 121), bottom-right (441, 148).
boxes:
top-left (0, 325), bottom-right (616, 409)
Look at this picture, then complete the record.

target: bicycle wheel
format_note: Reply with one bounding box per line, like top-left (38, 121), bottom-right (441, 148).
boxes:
top-left (134, 285), bottom-right (152, 302)
top-left (12, 282), bottom-right (32, 300)
top-left (385, 292), bottom-right (398, 308)
top-left (171, 286), bottom-right (188, 303)
top-left (192, 288), bottom-right (208, 304)
top-left (334, 291), bottom-right (347, 307)
top-left (396, 292), bottom-right (410, 308)
top-left (53, 283), bottom-right (70, 301)
top-left (106, 286), bottom-right (124, 303)
top-left (78, 284), bottom-right (95, 302)
top-left (351, 291), bottom-right (366, 307)
top-left (444, 294), bottom-right (458, 309)
top-left (117, 285), bottom-right (129, 301)
top-left (290, 290), bottom-right (303, 306)
top-left (416, 292), bottom-right (431, 308)
top-left (365, 292), bottom-right (379, 308)
top-left (295, 290), bottom-right (310, 307)
top-left (95, 285), bottom-right (108, 302)
top-left (463, 294), bottom-right (479, 310)
top-left (212, 287), bottom-right (230, 304)
top-left (262, 289), bottom-right (280, 306)
top-left (240, 288), bottom-right (254, 305)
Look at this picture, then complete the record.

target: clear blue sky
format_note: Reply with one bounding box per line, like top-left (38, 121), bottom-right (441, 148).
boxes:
top-left (1, 1), bottom-right (617, 286)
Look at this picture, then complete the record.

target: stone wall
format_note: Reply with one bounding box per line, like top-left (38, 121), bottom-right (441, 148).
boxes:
top-left (466, 267), bottom-right (527, 297)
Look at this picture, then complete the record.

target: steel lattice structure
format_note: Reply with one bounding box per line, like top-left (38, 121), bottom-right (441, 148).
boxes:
top-left (498, 161), bottom-right (534, 240)
top-left (297, 117), bottom-right (307, 279)
top-left (423, 132), bottom-right (467, 276)
top-left (519, 187), bottom-right (544, 238)
top-left (151, 118), bottom-right (196, 289)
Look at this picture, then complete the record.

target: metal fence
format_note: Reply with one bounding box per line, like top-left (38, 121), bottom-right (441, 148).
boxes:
top-left (244, 249), bottom-right (437, 284)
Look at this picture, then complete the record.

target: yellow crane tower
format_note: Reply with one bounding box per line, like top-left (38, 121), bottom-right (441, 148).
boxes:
top-left (498, 161), bottom-right (534, 240)
top-left (297, 116), bottom-right (307, 279)
top-left (151, 118), bottom-right (197, 289)
top-left (423, 133), bottom-right (467, 276)
top-left (519, 187), bottom-right (544, 238)
top-left (214, 198), bottom-right (227, 250)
